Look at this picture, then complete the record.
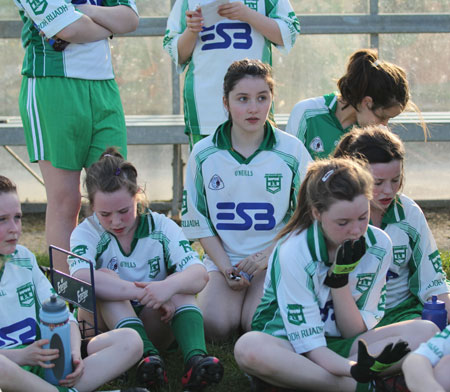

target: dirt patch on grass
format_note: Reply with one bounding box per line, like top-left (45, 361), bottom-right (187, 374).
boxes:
top-left (20, 207), bottom-right (450, 256)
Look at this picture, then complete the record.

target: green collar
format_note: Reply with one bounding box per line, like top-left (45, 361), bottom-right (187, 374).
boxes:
top-left (325, 92), bottom-right (356, 133)
top-left (306, 220), bottom-right (377, 266)
top-left (212, 120), bottom-right (276, 164)
top-left (0, 252), bottom-right (15, 281)
top-left (380, 195), bottom-right (405, 229)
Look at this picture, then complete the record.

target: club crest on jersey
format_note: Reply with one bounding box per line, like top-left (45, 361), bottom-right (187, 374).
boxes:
top-left (287, 304), bottom-right (306, 326)
top-left (27, 0), bottom-right (48, 15)
top-left (429, 250), bottom-right (444, 274)
top-left (107, 257), bottom-right (118, 272)
top-left (208, 174), bottom-right (224, 190)
top-left (309, 136), bottom-right (324, 153)
top-left (17, 282), bottom-right (35, 307)
top-left (393, 245), bottom-right (407, 266)
top-left (265, 173), bottom-right (282, 194)
top-left (148, 256), bottom-right (161, 279)
top-left (356, 273), bottom-right (375, 293)
top-left (244, 0), bottom-right (257, 11)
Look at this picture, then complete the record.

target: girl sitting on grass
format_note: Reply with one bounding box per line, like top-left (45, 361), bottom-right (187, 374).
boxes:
top-left (0, 175), bottom-right (144, 392)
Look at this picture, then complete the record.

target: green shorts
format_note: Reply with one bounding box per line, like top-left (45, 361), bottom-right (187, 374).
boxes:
top-left (326, 334), bottom-right (360, 358)
top-left (376, 296), bottom-right (423, 327)
top-left (19, 76), bottom-right (127, 170)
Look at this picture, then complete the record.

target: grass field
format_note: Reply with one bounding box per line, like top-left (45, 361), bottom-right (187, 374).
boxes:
top-left (32, 251), bottom-right (450, 392)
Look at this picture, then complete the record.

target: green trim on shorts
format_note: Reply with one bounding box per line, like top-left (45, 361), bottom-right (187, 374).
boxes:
top-left (19, 76), bottom-right (127, 170)
top-left (326, 334), bottom-right (360, 358)
top-left (376, 296), bottom-right (423, 327)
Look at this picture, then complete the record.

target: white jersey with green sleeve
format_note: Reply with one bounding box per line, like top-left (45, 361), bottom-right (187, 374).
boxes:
top-left (414, 326), bottom-right (450, 366)
top-left (69, 210), bottom-right (204, 282)
top-left (285, 93), bottom-right (353, 159)
top-left (252, 221), bottom-right (392, 354)
top-left (13, 0), bottom-right (138, 79)
top-left (163, 0), bottom-right (300, 136)
top-left (0, 245), bottom-right (75, 349)
top-left (382, 194), bottom-right (449, 309)
top-left (181, 120), bottom-right (311, 266)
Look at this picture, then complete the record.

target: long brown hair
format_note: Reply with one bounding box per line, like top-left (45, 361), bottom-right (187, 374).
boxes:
top-left (277, 158), bottom-right (373, 240)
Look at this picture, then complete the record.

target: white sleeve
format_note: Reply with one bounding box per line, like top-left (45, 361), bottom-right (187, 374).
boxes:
top-left (163, 0), bottom-right (189, 73)
top-left (14, 0), bottom-right (82, 38)
top-left (159, 216), bottom-right (205, 273)
top-left (285, 100), bottom-right (307, 143)
top-left (181, 148), bottom-right (217, 240)
top-left (69, 224), bottom-right (99, 276)
top-left (276, 243), bottom-right (327, 354)
top-left (267, 0), bottom-right (300, 53)
top-left (414, 326), bottom-right (450, 367)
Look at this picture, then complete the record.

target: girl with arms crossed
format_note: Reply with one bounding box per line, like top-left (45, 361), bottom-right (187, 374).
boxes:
top-left (68, 149), bottom-right (223, 391)
top-left (333, 126), bottom-right (450, 326)
top-left (164, 0), bottom-right (299, 147)
top-left (0, 175), bottom-right (144, 392)
top-left (182, 59), bottom-right (312, 340)
top-left (234, 158), bottom-right (438, 391)
top-left (286, 48), bottom-right (412, 159)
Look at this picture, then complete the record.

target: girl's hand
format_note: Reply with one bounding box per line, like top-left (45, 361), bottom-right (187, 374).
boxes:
top-left (185, 9), bottom-right (204, 33)
top-left (59, 354), bottom-right (84, 388)
top-left (159, 300), bottom-right (176, 323)
top-left (236, 249), bottom-right (271, 276)
top-left (134, 281), bottom-right (174, 309)
top-left (21, 339), bottom-right (59, 367)
top-left (224, 267), bottom-right (250, 291)
top-left (217, 2), bottom-right (250, 22)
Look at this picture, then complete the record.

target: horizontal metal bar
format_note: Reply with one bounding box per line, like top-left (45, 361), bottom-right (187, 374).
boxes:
top-left (1, 14), bottom-right (450, 39)
top-left (1, 113), bottom-right (450, 144)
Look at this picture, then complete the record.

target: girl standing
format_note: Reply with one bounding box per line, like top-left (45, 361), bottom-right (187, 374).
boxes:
top-left (164, 0), bottom-right (299, 147)
top-left (286, 48), bottom-right (412, 159)
top-left (182, 59), bottom-right (312, 339)
top-left (333, 125), bottom-right (450, 326)
top-left (68, 149), bottom-right (223, 391)
top-left (234, 158), bottom-right (438, 391)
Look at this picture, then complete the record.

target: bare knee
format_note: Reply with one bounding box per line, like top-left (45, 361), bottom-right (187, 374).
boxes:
top-left (234, 332), bottom-right (270, 375)
top-left (204, 314), bottom-right (239, 341)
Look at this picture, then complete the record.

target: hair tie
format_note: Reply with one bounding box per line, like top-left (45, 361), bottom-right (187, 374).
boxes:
top-left (104, 154), bottom-right (112, 157)
top-left (373, 59), bottom-right (381, 67)
top-left (114, 167), bottom-right (121, 176)
top-left (321, 170), bottom-right (334, 182)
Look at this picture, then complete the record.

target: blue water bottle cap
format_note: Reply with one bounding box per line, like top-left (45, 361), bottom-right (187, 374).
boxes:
top-left (425, 295), bottom-right (445, 310)
top-left (42, 294), bottom-right (66, 313)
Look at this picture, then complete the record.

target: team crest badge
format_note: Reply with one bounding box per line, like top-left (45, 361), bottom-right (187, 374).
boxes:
top-left (309, 137), bottom-right (324, 153)
top-left (356, 273), bottom-right (374, 293)
top-left (244, 0), bottom-right (257, 10)
top-left (148, 256), bottom-right (161, 279)
top-left (429, 250), bottom-right (444, 274)
top-left (265, 173), bottom-right (282, 194)
top-left (393, 245), bottom-right (407, 266)
top-left (287, 304), bottom-right (306, 326)
top-left (107, 257), bottom-right (118, 272)
top-left (208, 175), bottom-right (224, 190)
top-left (27, 0), bottom-right (48, 15)
top-left (17, 282), bottom-right (35, 307)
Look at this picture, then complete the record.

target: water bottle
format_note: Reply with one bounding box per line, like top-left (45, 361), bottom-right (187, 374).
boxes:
top-left (40, 294), bottom-right (73, 385)
top-left (422, 295), bottom-right (448, 331)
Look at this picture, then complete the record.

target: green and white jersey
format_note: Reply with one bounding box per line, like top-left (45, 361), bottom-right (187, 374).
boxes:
top-left (285, 92), bottom-right (353, 160)
top-left (163, 0), bottom-right (299, 136)
top-left (414, 326), bottom-right (450, 366)
top-left (181, 121), bottom-right (311, 265)
top-left (0, 245), bottom-right (75, 349)
top-left (13, 0), bottom-right (138, 79)
top-left (252, 221), bottom-right (392, 354)
top-left (382, 194), bottom-right (449, 309)
top-left (69, 210), bottom-right (203, 281)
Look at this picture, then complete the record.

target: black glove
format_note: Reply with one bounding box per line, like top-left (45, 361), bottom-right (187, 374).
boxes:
top-left (324, 236), bottom-right (366, 288)
top-left (350, 339), bottom-right (410, 383)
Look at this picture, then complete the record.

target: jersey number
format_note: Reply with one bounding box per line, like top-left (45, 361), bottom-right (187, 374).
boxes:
top-left (201, 23), bottom-right (252, 51)
top-left (319, 300), bottom-right (335, 323)
top-left (0, 318), bottom-right (36, 348)
top-left (216, 202), bottom-right (275, 231)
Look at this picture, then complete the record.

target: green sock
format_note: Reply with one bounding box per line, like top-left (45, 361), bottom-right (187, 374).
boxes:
top-left (171, 306), bottom-right (207, 364)
top-left (355, 381), bottom-right (375, 392)
top-left (115, 317), bottom-right (159, 357)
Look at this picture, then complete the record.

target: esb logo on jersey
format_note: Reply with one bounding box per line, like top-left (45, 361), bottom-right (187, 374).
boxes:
top-left (215, 202), bottom-right (275, 231)
top-left (201, 22), bottom-right (252, 51)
